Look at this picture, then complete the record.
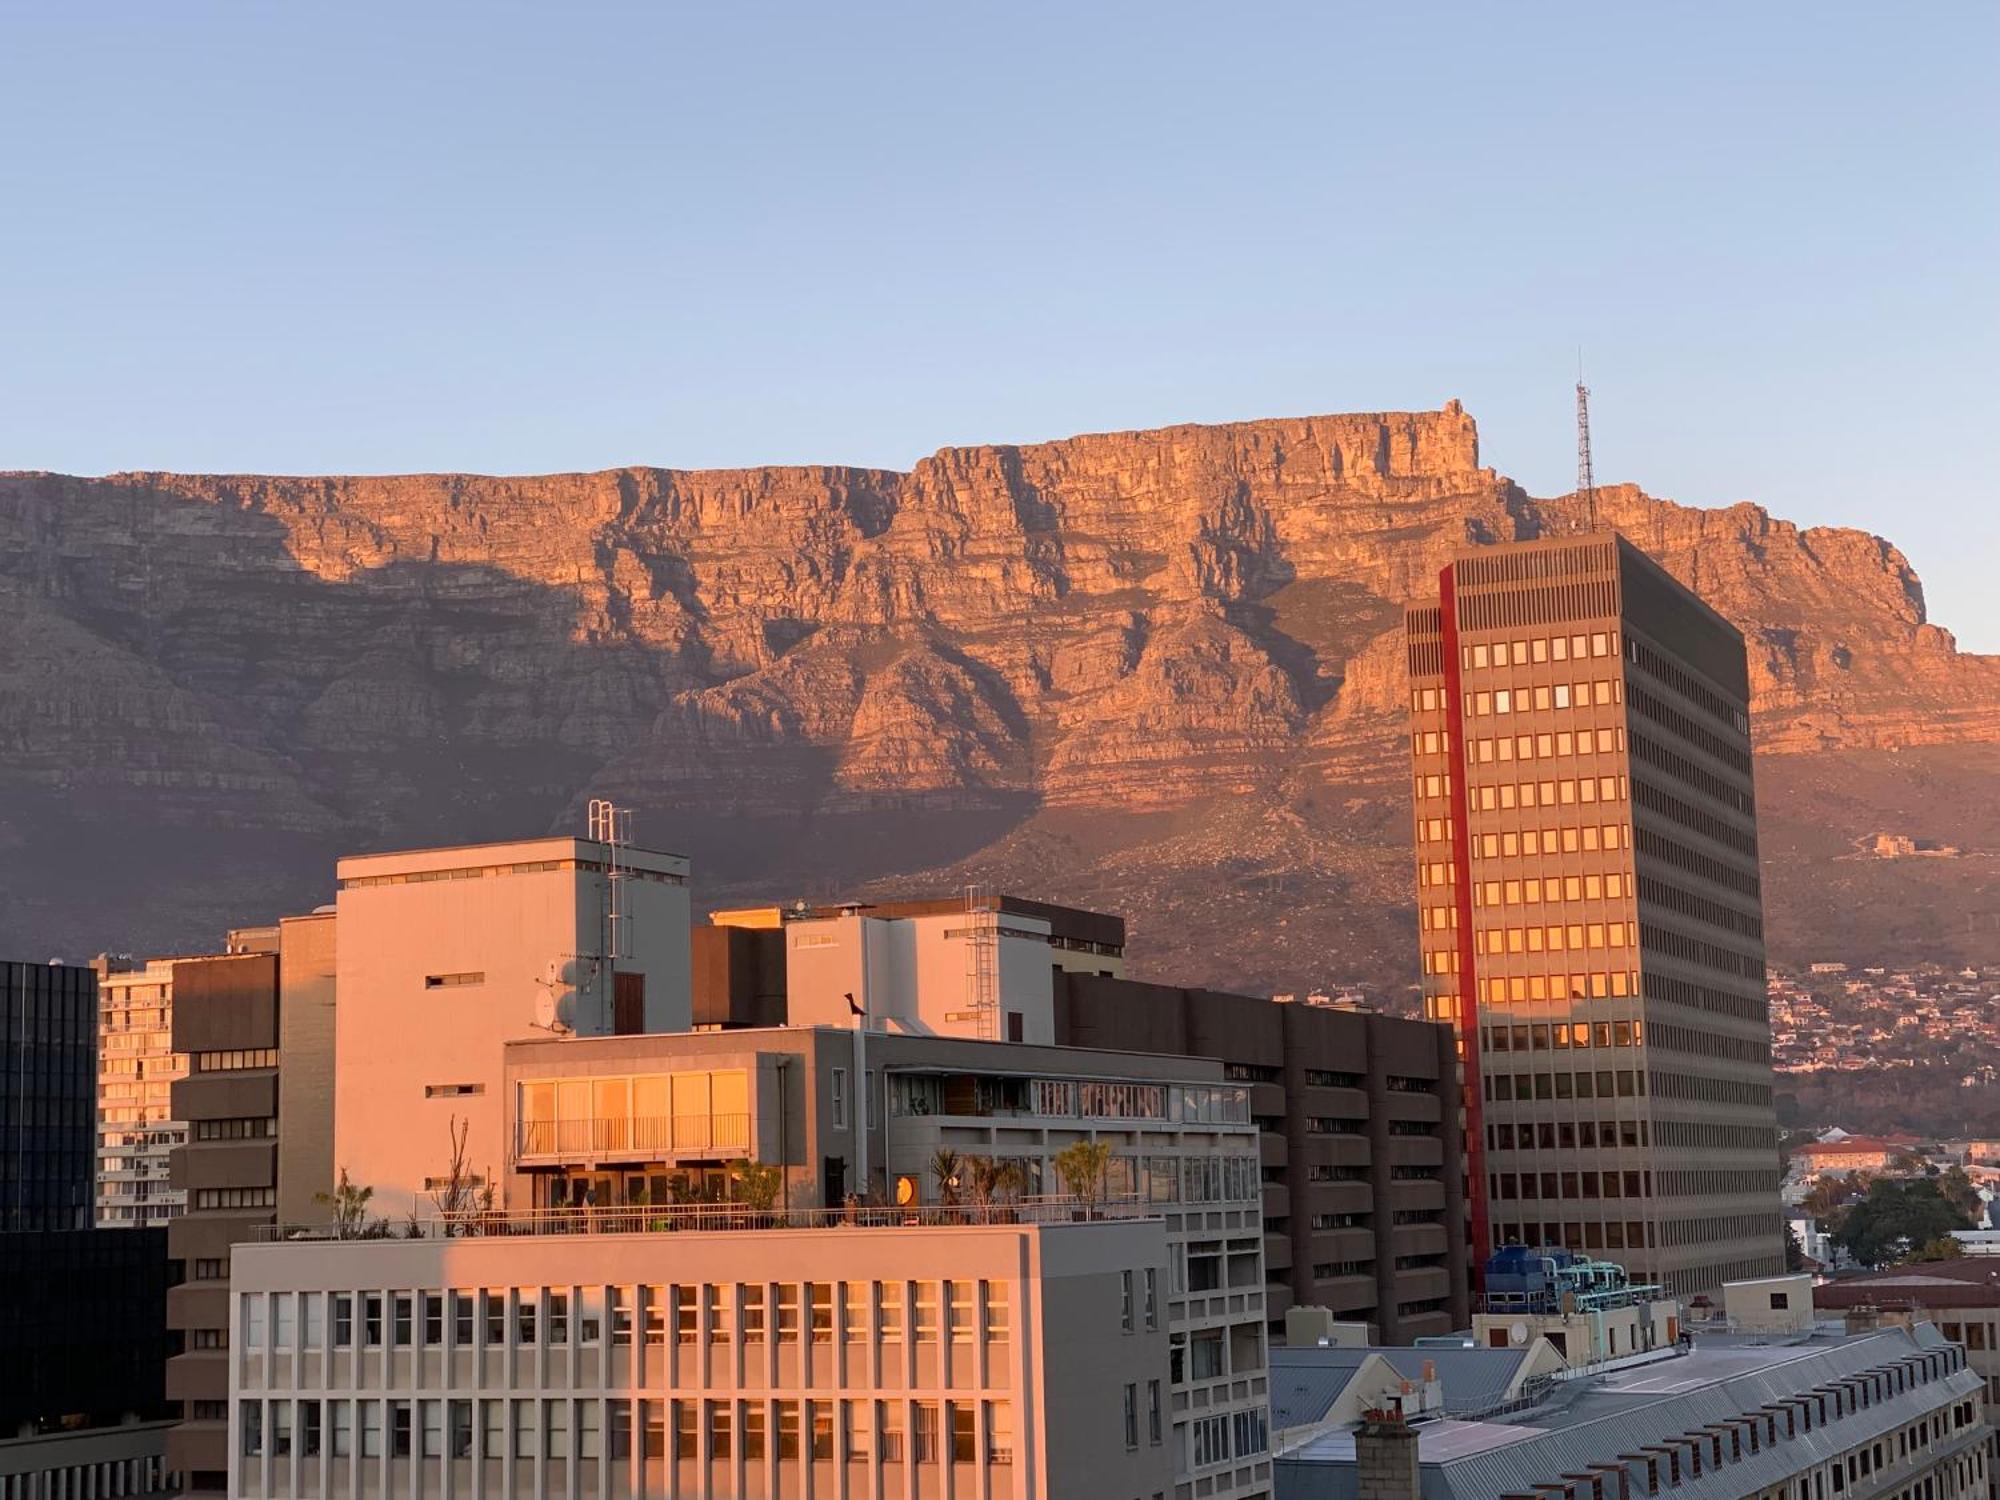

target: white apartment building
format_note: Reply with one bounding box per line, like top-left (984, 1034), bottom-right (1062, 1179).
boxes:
top-left (333, 836), bottom-right (693, 1220)
top-left (95, 957), bottom-right (189, 1229)
top-left (231, 1213), bottom-right (1174, 1500)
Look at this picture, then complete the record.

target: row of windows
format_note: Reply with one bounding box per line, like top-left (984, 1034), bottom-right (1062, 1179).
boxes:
top-left (1652, 1168), bottom-right (1778, 1198)
top-left (1494, 1217), bottom-right (1654, 1250)
top-left (241, 1395), bottom-right (1013, 1466)
top-left (1471, 869), bottom-right (1632, 911)
top-left (1460, 631), bottom-right (1618, 672)
top-left (1484, 1019), bottom-right (1643, 1053)
top-left (1634, 824), bottom-right (1762, 898)
top-left (1484, 1069), bottom-right (1646, 1103)
top-left (1640, 922), bottom-right (1764, 980)
top-left (196, 1185), bottom-right (275, 1210)
top-left (1651, 1119), bottom-right (1776, 1152)
top-left (1637, 873), bottom-right (1763, 939)
top-left (1645, 1021), bottom-right (1770, 1065)
top-left (1416, 819), bottom-right (1631, 863)
top-left (192, 1048), bottom-right (278, 1072)
top-left (1630, 730), bottom-right (1754, 816)
top-left (1475, 969), bottom-right (1643, 1003)
top-left (1626, 634), bottom-right (1748, 735)
top-left (1649, 1069), bottom-right (1772, 1107)
top-left (1655, 1211), bottom-right (1785, 1248)
top-left (1631, 774), bottom-right (1758, 858)
top-left (196, 1115), bottom-right (276, 1140)
top-left (242, 1281), bottom-right (1011, 1353)
top-left (1465, 723), bottom-right (1626, 766)
top-left (1645, 970), bottom-right (1769, 1025)
top-left (1628, 683), bottom-right (1753, 776)
top-left (1186, 1408), bottom-right (1268, 1470)
top-left (1464, 678), bottom-right (1623, 719)
top-left (1474, 920), bottom-right (1637, 956)
top-left (1118, 1379), bottom-right (1164, 1449)
top-left (1488, 1119), bottom-right (1649, 1153)
top-left (1492, 1168), bottom-right (1652, 1202)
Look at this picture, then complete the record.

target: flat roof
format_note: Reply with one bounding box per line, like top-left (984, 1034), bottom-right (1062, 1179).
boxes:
top-left (337, 835), bottom-right (688, 880)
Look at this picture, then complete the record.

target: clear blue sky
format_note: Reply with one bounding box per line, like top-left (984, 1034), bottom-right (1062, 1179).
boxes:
top-left (3, 2), bottom-right (1995, 647)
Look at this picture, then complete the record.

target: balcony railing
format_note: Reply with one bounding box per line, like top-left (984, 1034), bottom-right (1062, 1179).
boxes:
top-left (252, 1194), bottom-right (1156, 1243)
top-left (515, 1113), bottom-right (751, 1161)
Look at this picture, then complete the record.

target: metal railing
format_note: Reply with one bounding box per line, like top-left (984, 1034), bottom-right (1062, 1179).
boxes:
top-left (516, 1114), bottom-right (752, 1160)
top-left (253, 1194), bottom-right (1154, 1244)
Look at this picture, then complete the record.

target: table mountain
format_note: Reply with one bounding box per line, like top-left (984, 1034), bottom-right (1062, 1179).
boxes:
top-left (3, 402), bottom-right (1994, 992)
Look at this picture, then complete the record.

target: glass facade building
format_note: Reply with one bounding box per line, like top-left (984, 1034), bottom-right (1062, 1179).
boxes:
top-left (0, 959), bottom-right (97, 1231)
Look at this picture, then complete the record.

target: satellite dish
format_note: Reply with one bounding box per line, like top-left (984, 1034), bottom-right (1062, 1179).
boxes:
top-left (532, 959), bottom-right (577, 1035)
top-left (1510, 1321), bottom-right (1530, 1346)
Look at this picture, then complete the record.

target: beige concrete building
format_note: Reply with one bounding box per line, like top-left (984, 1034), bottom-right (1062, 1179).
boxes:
top-left (232, 1213), bottom-right (1172, 1500)
top-left (333, 837), bottom-right (692, 1220)
top-left (94, 957), bottom-right (189, 1230)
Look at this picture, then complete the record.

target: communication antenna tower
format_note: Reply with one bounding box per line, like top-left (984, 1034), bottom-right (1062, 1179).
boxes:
top-left (963, 883), bottom-right (999, 1041)
top-left (1576, 366), bottom-right (1598, 531)
top-left (587, 798), bottom-right (633, 1030)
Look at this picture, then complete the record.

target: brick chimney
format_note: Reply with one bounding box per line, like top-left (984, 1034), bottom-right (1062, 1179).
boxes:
top-left (1356, 1410), bottom-right (1420, 1500)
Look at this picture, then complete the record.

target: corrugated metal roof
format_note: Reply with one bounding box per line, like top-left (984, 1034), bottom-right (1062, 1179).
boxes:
top-left (1277, 1325), bottom-right (1978, 1500)
top-left (1270, 1348), bottom-right (1376, 1430)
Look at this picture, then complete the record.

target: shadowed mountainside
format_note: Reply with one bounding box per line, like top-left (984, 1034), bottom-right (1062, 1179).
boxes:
top-left (3, 402), bottom-right (1994, 992)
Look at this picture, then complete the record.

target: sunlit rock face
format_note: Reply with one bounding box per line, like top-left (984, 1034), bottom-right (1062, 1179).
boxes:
top-left (3, 402), bottom-right (1994, 988)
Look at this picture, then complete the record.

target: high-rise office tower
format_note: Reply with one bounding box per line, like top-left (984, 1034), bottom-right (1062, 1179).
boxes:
top-left (1405, 532), bottom-right (1785, 1296)
top-left (0, 958), bottom-right (97, 1231)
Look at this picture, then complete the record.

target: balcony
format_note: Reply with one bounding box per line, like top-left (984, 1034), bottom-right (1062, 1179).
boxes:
top-left (515, 1113), bottom-right (750, 1165)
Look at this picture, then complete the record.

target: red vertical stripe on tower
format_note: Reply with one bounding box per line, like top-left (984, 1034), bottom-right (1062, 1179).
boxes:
top-left (1439, 564), bottom-right (1492, 1281)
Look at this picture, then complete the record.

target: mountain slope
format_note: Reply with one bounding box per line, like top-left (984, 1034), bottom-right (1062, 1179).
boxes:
top-left (3, 403), bottom-right (1994, 990)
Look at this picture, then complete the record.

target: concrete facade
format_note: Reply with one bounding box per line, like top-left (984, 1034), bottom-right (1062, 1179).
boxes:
top-left (332, 838), bottom-right (692, 1221)
top-left (94, 956), bottom-right (188, 1230)
top-left (1052, 976), bottom-right (1471, 1344)
top-left (230, 1217), bottom-right (1173, 1500)
top-left (1406, 533), bottom-right (1786, 1296)
top-left (488, 1026), bottom-right (1274, 1500)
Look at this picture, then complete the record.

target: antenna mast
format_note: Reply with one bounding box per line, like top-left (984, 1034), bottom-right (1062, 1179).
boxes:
top-left (587, 798), bottom-right (632, 1029)
top-left (1576, 371), bottom-right (1598, 531)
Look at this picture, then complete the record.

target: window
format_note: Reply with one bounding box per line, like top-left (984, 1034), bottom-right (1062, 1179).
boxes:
top-left (947, 1280), bottom-right (973, 1343)
top-left (877, 1401), bottom-right (905, 1462)
top-left (361, 1402), bottom-right (382, 1460)
top-left (913, 1402), bottom-right (940, 1463)
top-left (420, 1400), bottom-right (442, 1459)
top-left (949, 1402), bottom-right (976, 1463)
top-left (988, 1400), bottom-right (1014, 1464)
top-left (1121, 1270), bottom-right (1135, 1331)
top-left (1232, 1407), bottom-right (1269, 1458)
top-left (513, 1400), bottom-right (537, 1459)
top-left (243, 1294), bottom-right (266, 1351)
top-left (450, 1400), bottom-right (473, 1459)
top-left (363, 1294), bottom-right (383, 1347)
top-left (423, 1083), bottom-right (484, 1098)
top-left (241, 1401), bottom-right (264, 1458)
top-left (484, 1292), bottom-right (506, 1346)
top-left (831, 1068), bottom-right (849, 1130)
top-left (1190, 1330), bottom-right (1224, 1380)
top-left (272, 1400), bottom-right (293, 1457)
top-left (302, 1400), bottom-right (323, 1456)
top-left (1123, 1384), bottom-right (1139, 1449)
top-left (453, 1292), bottom-right (474, 1347)
top-left (301, 1292), bottom-right (321, 1351)
top-left (611, 1286), bottom-right (632, 1345)
top-left (545, 1400), bottom-right (569, 1460)
top-left (517, 1294), bottom-right (538, 1346)
top-left (811, 1401), bottom-right (835, 1460)
top-left (392, 1294), bottom-right (413, 1346)
top-left (775, 1400), bottom-right (800, 1459)
top-left (391, 1401), bottom-right (412, 1458)
top-left (1147, 1381), bottom-right (1163, 1444)
top-left (332, 1294), bottom-right (353, 1347)
top-left (332, 1401), bottom-right (353, 1458)
top-left (841, 1400), bottom-right (870, 1461)
top-left (424, 972), bottom-right (485, 988)
top-left (984, 1281), bottom-right (1009, 1342)
top-left (1191, 1413), bottom-right (1229, 1467)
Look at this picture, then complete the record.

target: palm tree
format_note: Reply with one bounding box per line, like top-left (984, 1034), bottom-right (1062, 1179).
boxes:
top-left (1053, 1140), bottom-right (1113, 1219)
top-left (315, 1167), bottom-right (375, 1240)
top-left (930, 1147), bottom-right (964, 1211)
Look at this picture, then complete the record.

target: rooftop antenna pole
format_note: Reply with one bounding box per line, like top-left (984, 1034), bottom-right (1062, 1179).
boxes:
top-left (587, 798), bottom-right (632, 1030)
top-left (1576, 356), bottom-right (1598, 532)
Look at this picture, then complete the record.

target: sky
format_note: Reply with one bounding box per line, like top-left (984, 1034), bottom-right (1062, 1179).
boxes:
top-left (2, 2), bottom-right (1996, 647)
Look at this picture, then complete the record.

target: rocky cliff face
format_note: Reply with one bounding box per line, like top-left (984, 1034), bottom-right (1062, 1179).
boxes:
top-left (3, 403), bottom-right (1994, 987)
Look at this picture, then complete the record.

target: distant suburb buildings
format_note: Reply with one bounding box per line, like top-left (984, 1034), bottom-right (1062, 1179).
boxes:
top-left (1406, 531), bottom-right (1786, 1295)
